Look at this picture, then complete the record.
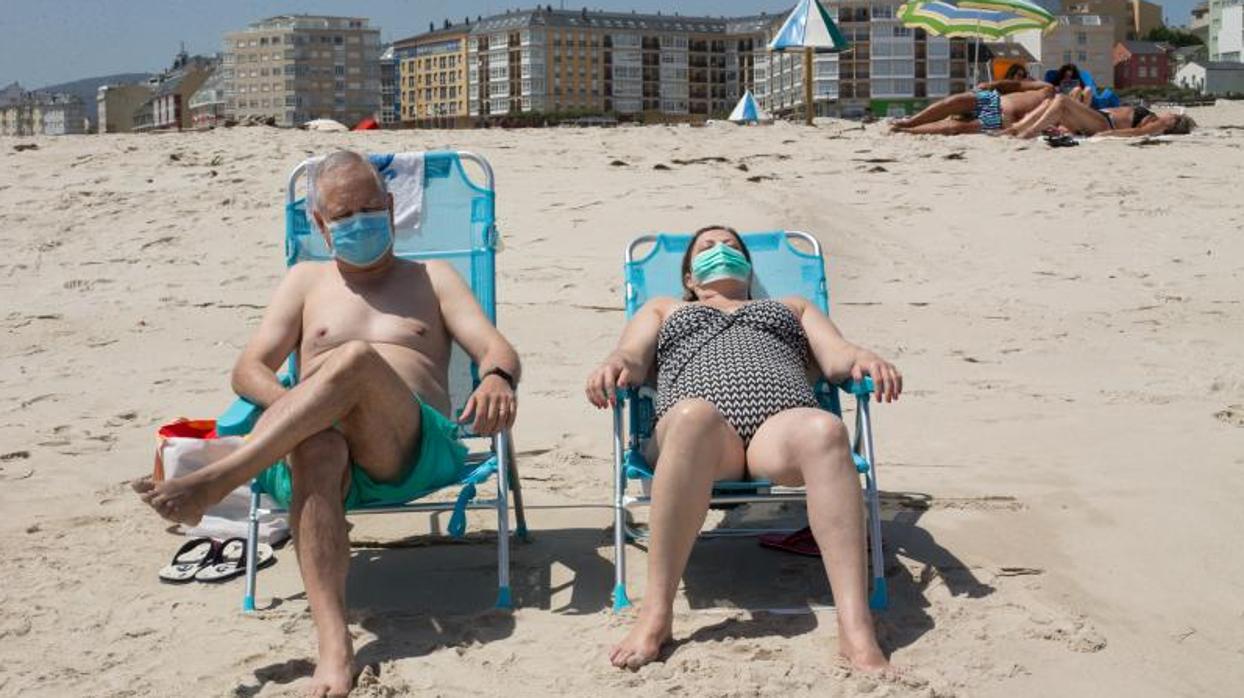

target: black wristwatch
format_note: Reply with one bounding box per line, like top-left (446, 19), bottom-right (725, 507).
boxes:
top-left (482, 367), bottom-right (517, 390)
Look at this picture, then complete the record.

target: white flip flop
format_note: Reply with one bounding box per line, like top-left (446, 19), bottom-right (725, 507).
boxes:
top-left (158, 538), bottom-right (220, 584)
top-left (195, 538), bottom-right (275, 583)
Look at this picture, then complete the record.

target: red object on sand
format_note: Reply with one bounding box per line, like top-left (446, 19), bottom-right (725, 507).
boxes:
top-left (759, 526), bottom-right (822, 557)
top-left (353, 117), bottom-right (379, 131)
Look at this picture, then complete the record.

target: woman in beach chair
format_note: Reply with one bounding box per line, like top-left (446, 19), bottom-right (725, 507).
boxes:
top-left (1009, 92), bottom-right (1196, 139)
top-left (585, 225), bottom-right (902, 671)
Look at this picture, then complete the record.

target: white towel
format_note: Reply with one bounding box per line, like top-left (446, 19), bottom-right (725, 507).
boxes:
top-left (303, 153), bottom-right (425, 237)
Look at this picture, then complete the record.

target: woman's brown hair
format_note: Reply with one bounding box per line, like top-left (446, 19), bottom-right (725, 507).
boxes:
top-left (680, 225), bottom-right (752, 301)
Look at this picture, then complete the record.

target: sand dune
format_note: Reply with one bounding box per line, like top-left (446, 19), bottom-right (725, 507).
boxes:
top-left (2, 105), bottom-right (1243, 696)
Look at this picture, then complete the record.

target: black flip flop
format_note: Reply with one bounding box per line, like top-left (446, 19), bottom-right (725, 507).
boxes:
top-left (158, 538), bottom-right (221, 584)
top-left (1044, 134), bottom-right (1079, 148)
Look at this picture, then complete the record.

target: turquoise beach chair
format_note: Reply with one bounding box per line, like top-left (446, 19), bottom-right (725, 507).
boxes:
top-left (216, 151), bottom-right (527, 612)
top-left (610, 231), bottom-right (887, 611)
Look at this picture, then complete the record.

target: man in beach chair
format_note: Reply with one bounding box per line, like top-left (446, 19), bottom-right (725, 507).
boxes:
top-left (134, 150), bottom-right (520, 695)
top-left (586, 226), bottom-right (901, 671)
top-left (890, 76), bottom-right (1053, 135)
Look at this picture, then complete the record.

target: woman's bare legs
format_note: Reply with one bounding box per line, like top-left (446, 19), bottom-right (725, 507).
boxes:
top-left (1002, 97), bottom-right (1055, 136)
top-left (890, 92), bottom-right (977, 130)
top-left (747, 408), bottom-right (889, 671)
top-left (1017, 94), bottom-right (1111, 139)
top-left (609, 399), bottom-right (746, 670)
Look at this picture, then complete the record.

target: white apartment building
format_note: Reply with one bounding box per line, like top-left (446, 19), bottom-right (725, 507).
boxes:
top-left (1209, 0), bottom-right (1243, 61)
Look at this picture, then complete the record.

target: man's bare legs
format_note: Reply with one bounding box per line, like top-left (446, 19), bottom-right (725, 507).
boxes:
top-left (287, 430), bottom-right (354, 698)
top-left (747, 408), bottom-right (889, 671)
top-left (892, 119), bottom-right (982, 136)
top-left (609, 399), bottom-right (745, 669)
top-left (890, 92), bottom-right (976, 130)
top-left (134, 340), bottom-right (420, 525)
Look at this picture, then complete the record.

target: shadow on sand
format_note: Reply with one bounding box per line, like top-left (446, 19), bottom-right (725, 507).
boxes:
top-left (239, 523), bottom-right (618, 694)
top-left (663, 490), bottom-right (995, 654)
top-left (239, 491), bottom-right (990, 691)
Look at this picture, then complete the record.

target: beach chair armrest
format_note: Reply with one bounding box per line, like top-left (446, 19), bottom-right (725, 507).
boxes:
top-left (217, 396), bottom-right (262, 437)
top-left (216, 371), bottom-right (294, 436)
top-left (835, 375), bottom-right (876, 399)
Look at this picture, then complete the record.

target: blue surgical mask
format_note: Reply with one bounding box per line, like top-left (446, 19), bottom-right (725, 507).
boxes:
top-left (328, 210), bottom-right (392, 267)
top-left (691, 243), bottom-right (751, 285)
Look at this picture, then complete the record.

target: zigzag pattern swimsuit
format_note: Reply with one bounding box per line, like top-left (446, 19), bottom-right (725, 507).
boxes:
top-left (655, 300), bottom-right (817, 446)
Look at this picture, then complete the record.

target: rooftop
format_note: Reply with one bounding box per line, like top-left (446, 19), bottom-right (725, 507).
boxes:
top-left (466, 7), bottom-right (782, 35)
top-left (238, 14), bottom-right (374, 33)
top-left (1119, 40), bottom-right (1169, 54)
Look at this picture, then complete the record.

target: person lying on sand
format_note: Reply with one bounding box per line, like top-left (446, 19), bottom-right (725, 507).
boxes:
top-left (133, 150), bottom-right (521, 698)
top-left (890, 76), bottom-right (1053, 135)
top-left (1007, 93), bottom-right (1196, 139)
top-left (585, 225), bottom-right (902, 672)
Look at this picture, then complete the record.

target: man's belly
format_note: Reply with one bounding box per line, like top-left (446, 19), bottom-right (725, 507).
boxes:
top-left (302, 342), bottom-right (453, 417)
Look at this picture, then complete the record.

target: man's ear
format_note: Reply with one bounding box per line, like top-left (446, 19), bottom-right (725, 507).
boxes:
top-left (312, 210), bottom-right (331, 245)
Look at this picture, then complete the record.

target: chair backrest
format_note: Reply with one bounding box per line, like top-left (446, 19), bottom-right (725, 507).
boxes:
top-left (623, 231), bottom-right (829, 318)
top-left (284, 151), bottom-right (497, 419)
top-left (621, 230), bottom-right (841, 436)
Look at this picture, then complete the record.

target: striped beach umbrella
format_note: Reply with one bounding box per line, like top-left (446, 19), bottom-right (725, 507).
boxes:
top-left (896, 0), bottom-right (1056, 39)
top-left (897, 0), bottom-right (1055, 83)
top-left (728, 90), bottom-right (769, 123)
top-left (767, 0), bottom-right (850, 124)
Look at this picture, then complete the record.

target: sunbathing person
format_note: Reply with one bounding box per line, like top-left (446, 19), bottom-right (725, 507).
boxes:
top-left (1050, 63), bottom-right (1094, 105)
top-left (586, 226), bottom-right (902, 671)
top-left (1010, 93), bottom-right (1196, 139)
top-left (891, 77), bottom-right (1053, 135)
top-left (133, 150), bottom-right (521, 697)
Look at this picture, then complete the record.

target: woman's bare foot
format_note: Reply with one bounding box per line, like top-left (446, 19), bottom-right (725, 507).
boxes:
top-left (306, 640), bottom-right (355, 697)
top-left (838, 617), bottom-right (890, 673)
top-left (131, 474), bottom-right (218, 526)
top-left (609, 610), bottom-right (673, 670)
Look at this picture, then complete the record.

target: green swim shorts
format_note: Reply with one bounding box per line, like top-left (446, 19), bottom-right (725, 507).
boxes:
top-left (255, 398), bottom-right (469, 510)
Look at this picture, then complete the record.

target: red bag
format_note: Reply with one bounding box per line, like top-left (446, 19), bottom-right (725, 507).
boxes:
top-left (153, 418), bottom-right (234, 482)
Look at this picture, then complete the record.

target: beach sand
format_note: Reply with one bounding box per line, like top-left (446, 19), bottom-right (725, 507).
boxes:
top-left (1, 105), bottom-right (1242, 697)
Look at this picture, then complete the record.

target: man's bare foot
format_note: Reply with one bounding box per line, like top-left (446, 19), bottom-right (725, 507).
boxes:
top-left (306, 646), bottom-right (355, 697)
top-left (131, 474), bottom-right (216, 526)
top-left (609, 611), bottom-right (673, 670)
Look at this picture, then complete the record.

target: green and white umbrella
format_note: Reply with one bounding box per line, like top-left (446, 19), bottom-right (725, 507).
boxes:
top-left (897, 0), bottom-right (1055, 83)
top-left (896, 0), bottom-right (1055, 39)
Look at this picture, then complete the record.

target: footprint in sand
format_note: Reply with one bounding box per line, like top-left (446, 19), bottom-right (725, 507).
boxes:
top-left (1215, 405), bottom-right (1244, 427)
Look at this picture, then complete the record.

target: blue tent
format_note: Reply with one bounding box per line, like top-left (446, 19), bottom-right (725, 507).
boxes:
top-left (727, 90), bottom-right (769, 123)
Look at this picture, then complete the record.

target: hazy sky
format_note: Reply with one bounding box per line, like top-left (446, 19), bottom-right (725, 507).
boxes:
top-left (1, 0), bottom-right (1199, 88)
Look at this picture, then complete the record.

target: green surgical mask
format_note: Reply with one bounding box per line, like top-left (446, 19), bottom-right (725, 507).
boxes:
top-left (691, 243), bottom-right (752, 285)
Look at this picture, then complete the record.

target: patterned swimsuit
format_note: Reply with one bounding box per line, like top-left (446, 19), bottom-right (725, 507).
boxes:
top-left (655, 300), bottom-right (817, 445)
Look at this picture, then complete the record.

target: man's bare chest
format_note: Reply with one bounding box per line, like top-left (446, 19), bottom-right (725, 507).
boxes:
top-left (301, 280), bottom-right (448, 357)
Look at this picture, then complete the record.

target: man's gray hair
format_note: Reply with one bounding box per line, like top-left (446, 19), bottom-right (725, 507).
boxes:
top-left (312, 150), bottom-right (387, 214)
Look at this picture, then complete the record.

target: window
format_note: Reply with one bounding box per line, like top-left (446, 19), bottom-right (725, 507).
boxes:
top-left (1077, 32), bottom-right (1087, 45)
top-left (1077, 51), bottom-right (1087, 63)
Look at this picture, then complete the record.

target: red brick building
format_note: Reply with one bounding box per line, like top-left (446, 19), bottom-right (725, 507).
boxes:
top-left (1113, 40), bottom-right (1172, 89)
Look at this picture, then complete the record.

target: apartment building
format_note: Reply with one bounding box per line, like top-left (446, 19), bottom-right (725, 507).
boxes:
top-left (1063, 0), bottom-right (1164, 43)
top-left (395, 23), bottom-right (471, 127)
top-left (464, 9), bottom-right (758, 121)
top-left (1043, 14), bottom-right (1117, 87)
top-left (0, 84), bottom-right (86, 136)
top-left (386, 6), bottom-right (967, 126)
top-left (1208, 0), bottom-right (1244, 61)
top-left (222, 14), bottom-right (382, 128)
top-left (189, 70), bottom-right (228, 128)
top-left (97, 84), bottom-right (153, 133)
top-left (379, 46), bottom-right (399, 125)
